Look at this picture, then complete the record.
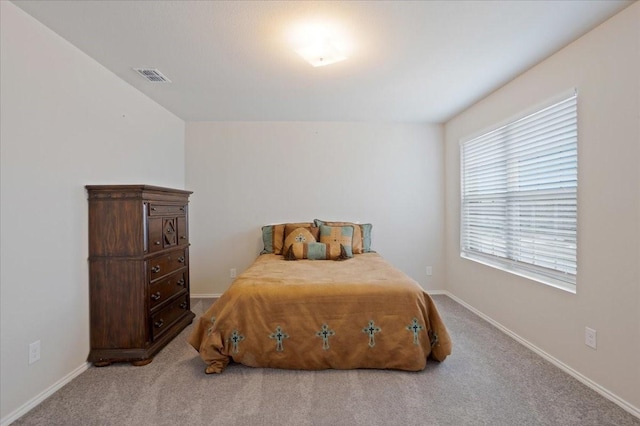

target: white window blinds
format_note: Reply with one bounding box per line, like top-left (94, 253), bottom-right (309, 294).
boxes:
top-left (460, 93), bottom-right (577, 291)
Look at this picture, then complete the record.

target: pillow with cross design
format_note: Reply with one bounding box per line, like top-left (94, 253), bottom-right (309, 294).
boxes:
top-left (260, 222), bottom-right (316, 255)
top-left (319, 224), bottom-right (354, 250)
top-left (314, 219), bottom-right (374, 253)
top-left (283, 227), bottom-right (317, 254)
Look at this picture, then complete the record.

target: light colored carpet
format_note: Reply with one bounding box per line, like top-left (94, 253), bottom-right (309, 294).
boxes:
top-left (13, 295), bottom-right (640, 425)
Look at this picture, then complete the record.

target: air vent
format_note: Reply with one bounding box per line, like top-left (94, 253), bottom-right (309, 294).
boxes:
top-left (133, 68), bottom-right (171, 83)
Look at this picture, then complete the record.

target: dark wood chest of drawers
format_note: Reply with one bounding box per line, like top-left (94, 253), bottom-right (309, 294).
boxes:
top-left (86, 185), bottom-right (195, 366)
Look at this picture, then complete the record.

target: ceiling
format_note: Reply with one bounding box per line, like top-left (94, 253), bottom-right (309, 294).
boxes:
top-left (12, 0), bottom-right (632, 123)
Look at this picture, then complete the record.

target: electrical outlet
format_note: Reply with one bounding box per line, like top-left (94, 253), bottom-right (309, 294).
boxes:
top-left (426, 266), bottom-right (432, 276)
top-left (29, 340), bottom-right (41, 364)
top-left (585, 327), bottom-right (597, 349)
top-left (230, 268), bottom-right (236, 278)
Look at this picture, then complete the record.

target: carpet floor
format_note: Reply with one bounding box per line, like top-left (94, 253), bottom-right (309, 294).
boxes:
top-left (13, 295), bottom-right (640, 426)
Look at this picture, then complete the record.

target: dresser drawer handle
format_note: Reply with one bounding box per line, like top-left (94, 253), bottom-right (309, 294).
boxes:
top-left (154, 319), bottom-right (164, 328)
top-left (151, 207), bottom-right (157, 211)
top-left (177, 256), bottom-right (185, 263)
top-left (151, 265), bottom-right (161, 273)
top-left (180, 236), bottom-right (187, 240)
top-left (154, 241), bottom-right (161, 246)
top-left (151, 292), bottom-right (161, 301)
top-left (180, 207), bottom-right (185, 211)
top-left (177, 278), bottom-right (185, 287)
top-left (180, 301), bottom-right (188, 309)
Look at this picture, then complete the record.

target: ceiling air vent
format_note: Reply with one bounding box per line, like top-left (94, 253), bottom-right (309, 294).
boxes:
top-left (133, 68), bottom-right (171, 83)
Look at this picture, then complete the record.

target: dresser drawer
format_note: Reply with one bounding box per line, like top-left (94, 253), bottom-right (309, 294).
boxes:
top-left (147, 249), bottom-right (187, 282)
top-left (151, 293), bottom-right (190, 341)
top-left (149, 271), bottom-right (188, 311)
top-left (177, 216), bottom-right (188, 245)
top-left (147, 217), bottom-right (164, 253)
top-left (148, 204), bottom-right (186, 216)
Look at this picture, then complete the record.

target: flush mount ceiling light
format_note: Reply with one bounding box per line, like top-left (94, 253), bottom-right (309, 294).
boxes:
top-left (295, 38), bottom-right (346, 67)
top-left (289, 22), bottom-right (350, 67)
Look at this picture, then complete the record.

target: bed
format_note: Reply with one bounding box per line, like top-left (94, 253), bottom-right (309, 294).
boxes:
top-left (188, 221), bottom-right (452, 374)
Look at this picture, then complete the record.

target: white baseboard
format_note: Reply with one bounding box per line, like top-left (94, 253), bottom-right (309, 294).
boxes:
top-left (440, 291), bottom-right (640, 420)
top-left (1, 362), bottom-right (90, 426)
top-left (190, 293), bottom-right (222, 299)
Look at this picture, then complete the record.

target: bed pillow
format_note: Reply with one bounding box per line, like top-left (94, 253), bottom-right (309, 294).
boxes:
top-left (319, 225), bottom-right (354, 258)
top-left (284, 223), bottom-right (319, 242)
top-left (260, 225), bottom-right (277, 254)
top-left (314, 220), bottom-right (373, 253)
top-left (261, 222), bottom-right (314, 255)
top-left (284, 242), bottom-right (351, 260)
top-left (283, 227), bottom-right (316, 253)
top-left (359, 223), bottom-right (373, 253)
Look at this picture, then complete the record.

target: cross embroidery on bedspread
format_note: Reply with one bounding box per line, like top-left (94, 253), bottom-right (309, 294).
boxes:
top-left (228, 329), bottom-right (245, 354)
top-left (406, 318), bottom-right (424, 345)
top-left (269, 326), bottom-right (289, 352)
top-left (362, 320), bottom-right (381, 348)
top-left (220, 318), bottom-right (433, 359)
top-left (315, 323), bottom-right (335, 350)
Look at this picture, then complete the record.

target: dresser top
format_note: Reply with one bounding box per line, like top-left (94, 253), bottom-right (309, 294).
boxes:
top-left (85, 184), bottom-right (193, 196)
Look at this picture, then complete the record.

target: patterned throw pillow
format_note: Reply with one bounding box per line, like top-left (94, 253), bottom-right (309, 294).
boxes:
top-left (261, 222), bottom-right (315, 255)
top-left (284, 242), bottom-right (351, 260)
top-left (284, 223), bottom-right (320, 242)
top-left (314, 219), bottom-right (373, 253)
top-left (319, 225), bottom-right (354, 258)
top-left (283, 227), bottom-right (316, 254)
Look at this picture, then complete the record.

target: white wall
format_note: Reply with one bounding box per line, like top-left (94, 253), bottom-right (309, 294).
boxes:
top-left (186, 122), bottom-right (444, 295)
top-left (0, 2), bottom-right (185, 421)
top-left (444, 2), bottom-right (639, 413)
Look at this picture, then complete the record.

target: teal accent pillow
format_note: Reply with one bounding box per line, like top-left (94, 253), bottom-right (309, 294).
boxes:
top-left (284, 242), bottom-right (352, 260)
top-left (360, 223), bottom-right (373, 253)
top-left (260, 225), bottom-right (274, 254)
top-left (307, 242), bottom-right (330, 260)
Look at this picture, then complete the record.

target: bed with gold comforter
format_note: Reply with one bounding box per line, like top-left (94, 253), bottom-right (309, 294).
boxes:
top-left (189, 253), bottom-right (452, 373)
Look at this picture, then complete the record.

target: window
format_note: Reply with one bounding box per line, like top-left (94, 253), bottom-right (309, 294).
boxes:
top-left (460, 92), bottom-right (577, 292)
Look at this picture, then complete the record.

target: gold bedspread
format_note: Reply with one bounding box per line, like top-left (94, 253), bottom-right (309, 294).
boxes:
top-left (188, 253), bottom-right (452, 374)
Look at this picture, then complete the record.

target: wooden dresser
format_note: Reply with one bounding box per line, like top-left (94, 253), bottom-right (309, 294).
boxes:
top-left (86, 185), bottom-right (195, 366)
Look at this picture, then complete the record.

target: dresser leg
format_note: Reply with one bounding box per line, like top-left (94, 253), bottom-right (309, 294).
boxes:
top-left (93, 361), bottom-right (111, 367)
top-left (131, 358), bottom-right (153, 366)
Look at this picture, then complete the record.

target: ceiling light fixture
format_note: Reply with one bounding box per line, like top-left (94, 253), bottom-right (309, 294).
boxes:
top-left (295, 38), bottom-right (347, 67)
top-left (289, 22), bottom-right (349, 67)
